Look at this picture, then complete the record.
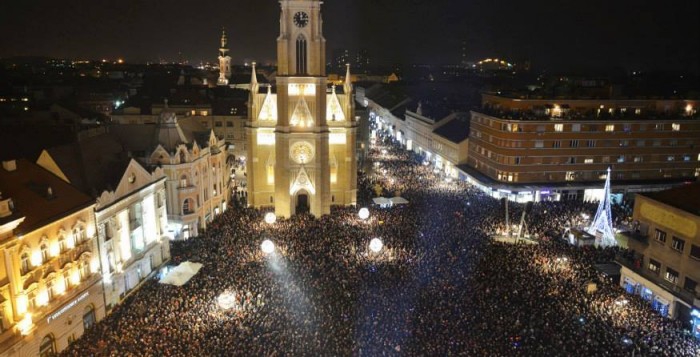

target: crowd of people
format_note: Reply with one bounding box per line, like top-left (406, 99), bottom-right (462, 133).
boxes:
top-left (61, 134), bottom-right (699, 356)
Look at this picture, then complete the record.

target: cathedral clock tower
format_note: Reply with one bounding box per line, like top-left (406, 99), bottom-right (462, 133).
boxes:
top-left (246, 0), bottom-right (357, 218)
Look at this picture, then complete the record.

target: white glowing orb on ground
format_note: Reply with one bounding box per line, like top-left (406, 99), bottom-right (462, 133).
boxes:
top-left (217, 292), bottom-right (238, 310)
top-left (358, 208), bottom-right (370, 220)
top-left (261, 239), bottom-right (275, 254)
top-left (264, 212), bottom-right (277, 224)
top-left (369, 238), bottom-right (384, 253)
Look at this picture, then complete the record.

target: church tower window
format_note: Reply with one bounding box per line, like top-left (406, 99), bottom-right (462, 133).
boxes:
top-left (296, 35), bottom-right (307, 75)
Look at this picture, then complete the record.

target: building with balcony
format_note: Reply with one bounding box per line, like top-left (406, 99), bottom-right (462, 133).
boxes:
top-left (0, 159), bottom-right (104, 357)
top-left (110, 106), bottom-right (230, 238)
top-left (617, 183), bottom-right (700, 327)
top-left (464, 94), bottom-right (699, 201)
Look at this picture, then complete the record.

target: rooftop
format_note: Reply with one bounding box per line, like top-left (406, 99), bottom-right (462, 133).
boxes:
top-left (0, 159), bottom-right (94, 236)
top-left (642, 182), bottom-right (700, 216)
top-left (433, 113), bottom-right (471, 143)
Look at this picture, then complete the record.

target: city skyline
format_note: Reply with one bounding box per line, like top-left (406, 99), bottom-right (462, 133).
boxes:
top-left (1, 0), bottom-right (699, 72)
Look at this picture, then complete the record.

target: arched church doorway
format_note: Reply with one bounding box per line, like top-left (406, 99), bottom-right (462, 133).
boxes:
top-left (295, 190), bottom-right (310, 214)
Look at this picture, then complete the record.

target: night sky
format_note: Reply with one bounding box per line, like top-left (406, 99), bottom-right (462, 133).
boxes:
top-left (1, 0), bottom-right (698, 72)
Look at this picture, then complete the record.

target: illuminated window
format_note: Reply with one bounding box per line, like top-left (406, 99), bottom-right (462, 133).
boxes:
top-left (634, 156), bottom-right (643, 163)
top-left (41, 244), bottom-right (49, 263)
top-left (617, 155), bottom-right (625, 163)
top-left (584, 158), bottom-right (593, 164)
top-left (672, 123), bottom-right (680, 131)
top-left (665, 267), bottom-right (679, 284)
top-left (554, 124), bottom-right (564, 132)
top-left (534, 140), bottom-right (543, 148)
top-left (296, 35), bottom-right (308, 74)
top-left (672, 237), bottom-right (685, 252)
top-left (667, 156), bottom-right (674, 162)
top-left (20, 253), bottom-right (30, 275)
top-left (648, 259), bottom-right (660, 274)
top-left (565, 171), bottom-right (576, 181)
top-left (571, 124), bottom-right (581, 132)
top-left (655, 229), bottom-right (667, 243)
top-left (605, 124), bottom-right (615, 132)
top-left (635, 108), bottom-right (642, 115)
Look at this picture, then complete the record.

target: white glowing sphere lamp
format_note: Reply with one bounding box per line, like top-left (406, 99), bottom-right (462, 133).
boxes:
top-left (264, 212), bottom-right (277, 225)
top-left (369, 238), bottom-right (384, 253)
top-left (358, 208), bottom-right (370, 220)
top-left (217, 292), bottom-right (237, 310)
top-left (261, 239), bottom-right (275, 254)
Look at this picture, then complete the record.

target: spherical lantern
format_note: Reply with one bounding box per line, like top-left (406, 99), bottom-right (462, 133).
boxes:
top-left (217, 292), bottom-right (237, 310)
top-left (264, 212), bottom-right (277, 225)
top-left (369, 238), bottom-right (384, 253)
top-left (358, 207), bottom-right (370, 220)
top-left (261, 239), bottom-right (275, 254)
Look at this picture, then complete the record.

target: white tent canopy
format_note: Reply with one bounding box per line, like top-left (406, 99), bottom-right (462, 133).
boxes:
top-left (372, 197), bottom-right (391, 205)
top-left (159, 261), bottom-right (203, 286)
top-left (390, 196), bottom-right (409, 205)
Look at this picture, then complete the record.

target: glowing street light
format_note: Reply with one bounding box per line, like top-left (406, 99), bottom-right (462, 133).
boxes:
top-left (264, 212), bottom-right (277, 225)
top-left (369, 238), bottom-right (384, 253)
top-left (261, 239), bottom-right (275, 254)
top-left (358, 207), bottom-right (370, 220)
top-left (217, 291), bottom-right (238, 310)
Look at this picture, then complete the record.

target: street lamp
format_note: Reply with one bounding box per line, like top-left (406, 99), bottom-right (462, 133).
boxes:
top-left (264, 212), bottom-right (276, 225)
top-left (261, 239), bottom-right (275, 254)
top-left (369, 238), bottom-right (383, 253)
top-left (358, 207), bottom-right (370, 220)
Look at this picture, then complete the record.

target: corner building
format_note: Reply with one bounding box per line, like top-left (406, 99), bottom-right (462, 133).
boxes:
top-left (247, 0), bottom-right (357, 217)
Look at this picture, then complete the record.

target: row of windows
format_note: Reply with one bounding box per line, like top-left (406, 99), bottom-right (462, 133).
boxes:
top-left (654, 229), bottom-right (700, 257)
top-left (504, 155), bottom-right (695, 165)
top-left (647, 258), bottom-right (697, 291)
top-left (495, 121), bottom-right (686, 133)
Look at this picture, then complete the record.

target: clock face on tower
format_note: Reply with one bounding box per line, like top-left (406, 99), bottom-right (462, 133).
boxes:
top-left (294, 12), bottom-right (309, 28)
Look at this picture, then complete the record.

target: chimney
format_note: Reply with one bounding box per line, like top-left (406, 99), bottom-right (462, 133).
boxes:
top-left (0, 198), bottom-right (13, 218)
top-left (2, 160), bottom-right (17, 172)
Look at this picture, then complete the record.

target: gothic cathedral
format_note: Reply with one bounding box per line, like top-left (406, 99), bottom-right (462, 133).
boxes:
top-left (246, 0), bottom-right (357, 218)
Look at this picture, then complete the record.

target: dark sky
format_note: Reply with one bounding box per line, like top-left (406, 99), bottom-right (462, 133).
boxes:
top-left (1, 0), bottom-right (698, 72)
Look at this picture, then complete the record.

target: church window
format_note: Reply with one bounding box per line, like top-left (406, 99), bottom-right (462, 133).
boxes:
top-left (296, 35), bottom-right (307, 75)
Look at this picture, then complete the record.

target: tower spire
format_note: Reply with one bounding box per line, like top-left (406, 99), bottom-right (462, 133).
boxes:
top-left (250, 61), bottom-right (259, 94)
top-left (587, 167), bottom-right (617, 247)
top-left (344, 63), bottom-right (352, 93)
top-left (220, 27), bottom-right (228, 48)
top-left (217, 27), bottom-right (231, 86)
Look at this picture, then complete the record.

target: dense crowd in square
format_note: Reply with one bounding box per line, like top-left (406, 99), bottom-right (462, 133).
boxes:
top-left (61, 136), bottom-right (699, 356)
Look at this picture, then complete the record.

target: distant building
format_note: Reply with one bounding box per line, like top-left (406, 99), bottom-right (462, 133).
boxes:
top-left (110, 105), bottom-right (230, 238)
top-left (0, 159), bottom-right (104, 357)
top-left (332, 48), bottom-right (351, 73)
top-left (217, 28), bottom-right (232, 86)
top-left (618, 183), bottom-right (700, 324)
top-left (359, 84), bottom-right (470, 179)
top-left (464, 95), bottom-right (699, 201)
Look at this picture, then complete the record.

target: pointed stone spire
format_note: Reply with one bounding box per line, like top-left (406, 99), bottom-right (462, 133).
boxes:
top-left (250, 61), bottom-right (259, 94)
top-left (220, 27), bottom-right (228, 48)
top-left (344, 63), bottom-right (352, 93)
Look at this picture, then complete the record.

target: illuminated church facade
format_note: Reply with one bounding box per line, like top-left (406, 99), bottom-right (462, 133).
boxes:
top-left (246, 0), bottom-right (357, 218)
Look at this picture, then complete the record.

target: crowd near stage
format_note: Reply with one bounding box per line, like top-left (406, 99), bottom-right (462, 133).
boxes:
top-left (61, 136), bottom-right (699, 356)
